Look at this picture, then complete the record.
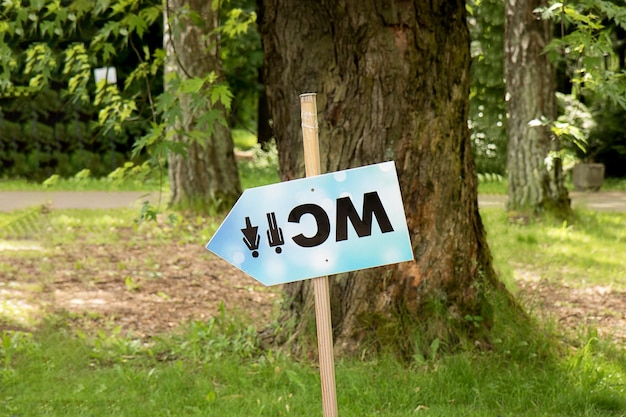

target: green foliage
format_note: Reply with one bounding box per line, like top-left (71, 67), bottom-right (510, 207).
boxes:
top-left (132, 71), bottom-right (233, 163)
top-left (554, 92), bottom-right (596, 160)
top-left (539, 0), bottom-right (626, 174)
top-left (0, 139), bottom-right (274, 191)
top-left (0, 0), bottom-right (255, 191)
top-left (541, 0), bottom-right (626, 110)
top-left (75, 325), bottom-right (144, 365)
top-left (477, 173), bottom-right (507, 194)
top-left (219, 0), bottom-right (262, 130)
top-left (1, 166), bottom-right (164, 191)
top-left (0, 0), bottom-right (161, 181)
top-left (107, 161), bottom-right (160, 189)
top-left (467, 0), bottom-right (507, 175)
top-left (532, 92), bottom-right (598, 169)
top-left (135, 200), bottom-right (160, 223)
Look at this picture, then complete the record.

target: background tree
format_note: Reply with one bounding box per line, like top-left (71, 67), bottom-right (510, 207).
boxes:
top-left (505, 0), bottom-right (571, 216)
top-left (259, 0), bottom-right (515, 357)
top-left (164, 0), bottom-right (241, 211)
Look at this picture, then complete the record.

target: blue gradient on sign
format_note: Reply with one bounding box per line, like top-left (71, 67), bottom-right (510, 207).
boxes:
top-left (206, 161), bottom-right (414, 286)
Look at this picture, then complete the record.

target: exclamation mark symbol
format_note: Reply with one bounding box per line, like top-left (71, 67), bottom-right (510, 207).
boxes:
top-left (266, 212), bottom-right (285, 254)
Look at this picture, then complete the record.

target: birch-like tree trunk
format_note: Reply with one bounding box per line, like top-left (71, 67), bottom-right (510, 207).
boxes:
top-left (505, 0), bottom-right (571, 215)
top-left (164, 0), bottom-right (241, 211)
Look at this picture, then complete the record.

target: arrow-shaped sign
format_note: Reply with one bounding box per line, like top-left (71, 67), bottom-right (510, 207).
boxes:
top-left (206, 161), bottom-right (414, 286)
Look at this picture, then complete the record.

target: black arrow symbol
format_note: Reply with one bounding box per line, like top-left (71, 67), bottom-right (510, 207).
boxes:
top-left (241, 217), bottom-right (260, 258)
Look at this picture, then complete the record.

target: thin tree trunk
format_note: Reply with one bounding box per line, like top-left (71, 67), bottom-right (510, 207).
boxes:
top-left (164, 0), bottom-right (241, 211)
top-left (256, 66), bottom-right (273, 147)
top-left (260, 0), bottom-right (512, 357)
top-left (505, 0), bottom-right (570, 215)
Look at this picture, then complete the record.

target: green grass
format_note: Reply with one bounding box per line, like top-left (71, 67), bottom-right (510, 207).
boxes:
top-left (2, 153), bottom-right (626, 415)
top-left (2, 309), bottom-right (625, 416)
top-left (482, 208), bottom-right (626, 289)
top-left (1, 205), bottom-right (626, 415)
top-left (477, 179), bottom-right (507, 194)
top-left (232, 128), bottom-right (258, 150)
top-left (237, 141), bottom-right (281, 189)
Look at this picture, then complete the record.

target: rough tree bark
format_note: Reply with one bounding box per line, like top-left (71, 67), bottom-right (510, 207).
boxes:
top-left (505, 0), bottom-right (571, 215)
top-left (259, 0), bottom-right (512, 357)
top-left (164, 0), bottom-right (241, 211)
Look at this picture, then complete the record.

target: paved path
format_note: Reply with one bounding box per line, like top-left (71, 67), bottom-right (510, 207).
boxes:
top-left (476, 191), bottom-right (626, 212)
top-left (0, 191), bottom-right (161, 212)
top-left (0, 190), bottom-right (625, 212)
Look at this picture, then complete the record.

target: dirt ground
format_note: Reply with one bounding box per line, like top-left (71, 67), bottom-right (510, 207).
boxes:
top-left (516, 269), bottom-right (626, 344)
top-left (1, 225), bottom-right (625, 345)
top-left (0, 235), bottom-right (280, 337)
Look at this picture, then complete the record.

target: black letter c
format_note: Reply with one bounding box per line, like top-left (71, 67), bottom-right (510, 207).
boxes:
top-left (288, 204), bottom-right (330, 247)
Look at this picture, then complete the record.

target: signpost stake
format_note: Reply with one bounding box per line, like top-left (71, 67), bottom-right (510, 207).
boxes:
top-left (300, 93), bottom-right (339, 417)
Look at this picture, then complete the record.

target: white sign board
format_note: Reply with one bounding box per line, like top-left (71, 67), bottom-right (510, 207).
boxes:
top-left (206, 161), bottom-right (413, 285)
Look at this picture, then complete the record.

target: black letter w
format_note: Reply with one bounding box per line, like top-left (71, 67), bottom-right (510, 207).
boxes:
top-left (336, 191), bottom-right (394, 242)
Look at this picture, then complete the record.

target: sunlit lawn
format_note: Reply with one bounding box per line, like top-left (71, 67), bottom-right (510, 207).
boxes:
top-left (483, 208), bottom-right (626, 290)
top-left (1, 151), bottom-right (626, 416)
top-left (1, 204), bottom-right (625, 416)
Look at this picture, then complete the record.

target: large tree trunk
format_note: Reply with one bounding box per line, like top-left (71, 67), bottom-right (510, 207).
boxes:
top-left (259, 0), bottom-right (510, 357)
top-left (505, 0), bottom-right (570, 215)
top-left (164, 0), bottom-right (241, 211)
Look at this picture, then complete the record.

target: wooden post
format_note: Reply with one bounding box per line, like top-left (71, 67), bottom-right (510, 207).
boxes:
top-left (300, 93), bottom-right (339, 417)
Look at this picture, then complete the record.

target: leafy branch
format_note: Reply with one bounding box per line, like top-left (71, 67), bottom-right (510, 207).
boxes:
top-left (539, 1), bottom-right (626, 110)
top-left (0, 0), bottom-right (253, 177)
